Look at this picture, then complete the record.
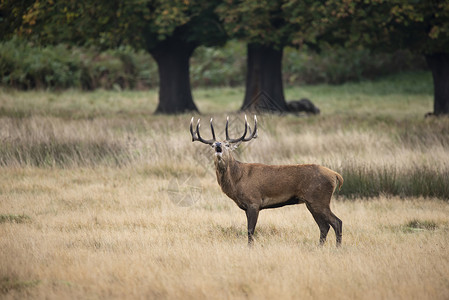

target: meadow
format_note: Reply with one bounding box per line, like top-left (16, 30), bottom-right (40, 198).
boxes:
top-left (1, 71), bottom-right (449, 299)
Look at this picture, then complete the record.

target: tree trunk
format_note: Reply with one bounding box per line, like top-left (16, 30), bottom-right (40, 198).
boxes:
top-left (241, 43), bottom-right (287, 112)
top-left (150, 38), bottom-right (198, 114)
top-left (426, 53), bottom-right (449, 116)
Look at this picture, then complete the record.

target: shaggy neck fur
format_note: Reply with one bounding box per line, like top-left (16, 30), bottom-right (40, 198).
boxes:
top-left (214, 152), bottom-right (243, 201)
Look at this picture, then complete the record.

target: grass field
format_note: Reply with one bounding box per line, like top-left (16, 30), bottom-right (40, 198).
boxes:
top-left (1, 72), bottom-right (449, 299)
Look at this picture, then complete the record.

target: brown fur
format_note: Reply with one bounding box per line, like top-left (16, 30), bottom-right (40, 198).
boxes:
top-left (214, 146), bottom-right (343, 246)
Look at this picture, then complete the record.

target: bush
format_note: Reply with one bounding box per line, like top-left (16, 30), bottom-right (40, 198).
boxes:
top-left (283, 46), bottom-right (427, 85)
top-left (0, 38), bottom-right (427, 90)
top-left (190, 41), bottom-right (246, 87)
top-left (0, 38), bottom-right (158, 90)
top-left (0, 39), bottom-right (82, 89)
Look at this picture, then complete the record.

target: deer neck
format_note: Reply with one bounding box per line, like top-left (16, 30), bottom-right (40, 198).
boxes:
top-left (214, 153), bottom-right (243, 199)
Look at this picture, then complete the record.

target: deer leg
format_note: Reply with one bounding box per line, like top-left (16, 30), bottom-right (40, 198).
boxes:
top-left (245, 206), bottom-right (259, 246)
top-left (306, 204), bottom-right (330, 246)
top-left (328, 211), bottom-right (342, 247)
top-left (321, 208), bottom-right (342, 247)
top-left (315, 214), bottom-right (330, 246)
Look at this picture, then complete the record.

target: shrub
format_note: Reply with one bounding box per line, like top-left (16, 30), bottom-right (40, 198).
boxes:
top-left (0, 38), bottom-right (427, 90)
top-left (0, 39), bottom-right (158, 90)
top-left (283, 46), bottom-right (427, 85)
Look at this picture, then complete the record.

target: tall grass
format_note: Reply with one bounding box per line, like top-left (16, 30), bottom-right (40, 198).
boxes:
top-left (0, 117), bottom-right (131, 167)
top-left (339, 163), bottom-right (449, 199)
top-left (0, 71), bottom-right (447, 200)
top-left (0, 113), bottom-right (447, 198)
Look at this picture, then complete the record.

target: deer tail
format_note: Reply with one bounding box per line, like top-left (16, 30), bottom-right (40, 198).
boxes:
top-left (335, 172), bottom-right (344, 191)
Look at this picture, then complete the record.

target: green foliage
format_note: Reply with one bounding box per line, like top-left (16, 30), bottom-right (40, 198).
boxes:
top-left (318, 0), bottom-right (449, 54)
top-left (0, 39), bottom-right (426, 90)
top-left (0, 38), bottom-right (77, 89)
top-left (4, 0), bottom-right (446, 56)
top-left (216, 0), bottom-right (318, 48)
top-left (283, 46), bottom-right (427, 85)
top-left (1, 0), bottom-right (226, 50)
top-left (282, 0), bottom-right (333, 48)
top-left (217, 0), bottom-right (287, 46)
top-left (0, 38), bottom-right (158, 90)
top-left (216, 0), bottom-right (331, 49)
top-left (190, 41), bottom-right (246, 86)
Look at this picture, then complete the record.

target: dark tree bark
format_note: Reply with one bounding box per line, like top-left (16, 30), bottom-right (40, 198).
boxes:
top-left (241, 43), bottom-right (288, 112)
top-left (150, 38), bottom-right (198, 114)
top-left (426, 53), bottom-right (449, 116)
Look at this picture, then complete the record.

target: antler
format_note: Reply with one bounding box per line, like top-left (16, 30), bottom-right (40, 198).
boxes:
top-left (225, 115), bottom-right (257, 144)
top-left (243, 115), bottom-right (257, 142)
top-left (190, 117), bottom-right (216, 145)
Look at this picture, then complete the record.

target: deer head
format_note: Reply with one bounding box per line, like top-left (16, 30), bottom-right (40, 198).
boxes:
top-left (190, 115), bottom-right (258, 168)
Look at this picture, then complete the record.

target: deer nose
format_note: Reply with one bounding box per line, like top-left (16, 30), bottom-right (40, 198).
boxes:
top-left (215, 143), bottom-right (222, 153)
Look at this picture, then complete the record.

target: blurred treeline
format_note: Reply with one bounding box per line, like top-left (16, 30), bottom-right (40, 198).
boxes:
top-left (0, 38), bottom-right (426, 91)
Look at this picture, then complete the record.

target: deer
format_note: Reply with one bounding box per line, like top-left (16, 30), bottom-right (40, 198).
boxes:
top-left (190, 115), bottom-right (344, 247)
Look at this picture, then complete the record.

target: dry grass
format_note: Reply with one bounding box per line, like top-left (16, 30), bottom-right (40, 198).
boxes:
top-left (1, 74), bottom-right (449, 299)
top-left (1, 168), bottom-right (449, 299)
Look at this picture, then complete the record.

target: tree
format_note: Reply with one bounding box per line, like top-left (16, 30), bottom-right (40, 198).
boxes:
top-left (216, 0), bottom-right (329, 112)
top-left (298, 0), bottom-right (449, 116)
top-left (216, 1), bottom-right (290, 112)
top-left (1, 0), bottom-right (226, 114)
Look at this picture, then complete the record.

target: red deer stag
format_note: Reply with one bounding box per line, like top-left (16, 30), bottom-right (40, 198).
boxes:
top-left (190, 115), bottom-right (343, 246)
